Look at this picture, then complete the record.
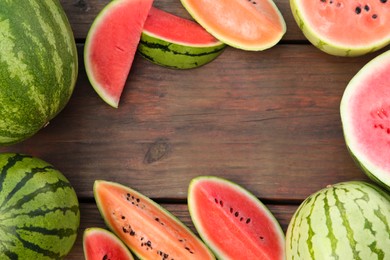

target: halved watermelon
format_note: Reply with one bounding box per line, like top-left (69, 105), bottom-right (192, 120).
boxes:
top-left (138, 7), bottom-right (226, 69)
top-left (341, 50), bottom-right (390, 190)
top-left (180, 0), bottom-right (286, 51)
top-left (291, 0), bottom-right (390, 56)
top-left (188, 176), bottom-right (285, 259)
top-left (84, 0), bottom-right (153, 108)
top-left (94, 180), bottom-right (215, 260)
top-left (83, 227), bottom-right (134, 260)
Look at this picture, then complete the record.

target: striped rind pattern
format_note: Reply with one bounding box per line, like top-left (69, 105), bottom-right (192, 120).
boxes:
top-left (0, 153), bottom-right (80, 259)
top-left (138, 32), bottom-right (225, 69)
top-left (286, 181), bottom-right (390, 260)
top-left (0, 0), bottom-right (78, 145)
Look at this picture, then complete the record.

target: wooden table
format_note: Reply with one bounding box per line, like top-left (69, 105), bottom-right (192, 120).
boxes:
top-left (1, 0), bottom-right (387, 258)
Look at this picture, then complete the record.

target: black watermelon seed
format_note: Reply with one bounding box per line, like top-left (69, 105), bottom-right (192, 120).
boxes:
top-left (372, 14), bottom-right (378, 19)
top-left (364, 4), bottom-right (370, 11)
top-left (355, 6), bottom-right (362, 14)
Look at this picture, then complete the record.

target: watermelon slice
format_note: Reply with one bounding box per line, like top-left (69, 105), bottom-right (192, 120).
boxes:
top-left (188, 176), bottom-right (285, 259)
top-left (83, 227), bottom-right (134, 260)
top-left (93, 180), bottom-right (215, 260)
top-left (291, 0), bottom-right (390, 56)
top-left (138, 7), bottom-right (226, 69)
top-left (341, 50), bottom-right (390, 190)
top-left (84, 0), bottom-right (153, 108)
top-left (180, 0), bottom-right (286, 51)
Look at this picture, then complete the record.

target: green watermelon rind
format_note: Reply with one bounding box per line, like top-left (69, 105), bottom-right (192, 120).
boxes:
top-left (340, 50), bottom-right (390, 191)
top-left (83, 227), bottom-right (134, 260)
top-left (285, 181), bottom-right (390, 259)
top-left (0, 0), bottom-right (78, 145)
top-left (0, 153), bottom-right (80, 259)
top-left (290, 0), bottom-right (390, 57)
top-left (138, 31), bottom-right (226, 69)
top-left (93, 180), bottom-right (216, 260)
top-left (188, 175), bottom-right (285, 260)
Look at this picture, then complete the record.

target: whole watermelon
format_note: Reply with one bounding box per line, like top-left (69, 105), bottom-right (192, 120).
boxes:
top-left (286, 181), bottom-right (390, 259)
top-left (0, 0), bottom-right (78, 145)
top-left (0, 153), bottom-right (80, 259)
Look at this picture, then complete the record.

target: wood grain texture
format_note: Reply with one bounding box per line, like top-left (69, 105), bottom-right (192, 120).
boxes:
top-left (1, 44), bottom-right (380, 201)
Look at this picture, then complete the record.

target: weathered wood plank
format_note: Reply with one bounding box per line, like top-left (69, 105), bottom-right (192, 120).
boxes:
top-left (1, 44), bottom-right (384, 201)
top-left (66, 202), bottom-right (298, 259)
top-left (60, 0), bottom-right (305, 42)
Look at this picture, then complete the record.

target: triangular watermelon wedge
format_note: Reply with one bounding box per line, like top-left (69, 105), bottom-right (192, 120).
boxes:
top-left (84, 0), bottom-right (153, 108)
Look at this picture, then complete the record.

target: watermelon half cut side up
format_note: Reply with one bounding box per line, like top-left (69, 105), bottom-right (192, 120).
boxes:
top-left (188, 176), bottom-right (285, 260)
top-left (93, 180), bottom-right (215, 260)
top-left (84, 0), bottom-right (153, 108)
top-left (341, 50), bottom-right (390, 190)
top-left (138, 7), bottom-right (226, 69)
top-left (290, 0), bottom-right (390, 56)
top-left (180, 0), bottom-right (286, 51)
top-left (83, 227), bottom-right (134, 260)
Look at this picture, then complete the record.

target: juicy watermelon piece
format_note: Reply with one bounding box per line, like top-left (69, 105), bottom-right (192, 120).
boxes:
top-left (138, 7), bottom-right (226, 69)
top-left (93, 180), bottom-right (215, 260)
top-left (286, 181), bottom-right (390, 259)
top-left (84, 0), bottom-right (153, 108)
top-left (0, 153), bottom-right (80, 259)
top-left (180, 0), bottom-right (286, 51)
top-left (0, 0), bottom-right (78, 145)
top-left (291, 0), bottom-right (390, 56)
top-left (83, 227), bottom-right (134, 260)
top-left (341, 50), bottom-right (390, 190)
top-left (188, 176), bottom-right (285, 260)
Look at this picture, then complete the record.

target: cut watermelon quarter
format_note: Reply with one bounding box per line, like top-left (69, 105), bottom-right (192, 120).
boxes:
top-left (138, 7), bottom-right (226, 69)
top-left (341, 50), bottom-right (390, 190)
top-left (291, 0), bottom-right (390, 56)
top-left (180, 0), bottom-right (286, 51)
top-left (84, 0), bottom-right (153, 108)
top-left (188, 176), bottom-right (285, 260)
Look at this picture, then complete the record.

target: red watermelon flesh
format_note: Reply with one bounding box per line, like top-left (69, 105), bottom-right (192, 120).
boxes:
top-left (341, 50), bottom-right (390, 189)
top-left (83, 227), bottom-right (134, 260)
top-left (298, 0), bottom-right (390, 47)
top-left (84, 0), bottom-right (153, 108)
top-left (188, 176), bottom-right (285, 260)
top-left (144, 7), bottom-right (221, 46)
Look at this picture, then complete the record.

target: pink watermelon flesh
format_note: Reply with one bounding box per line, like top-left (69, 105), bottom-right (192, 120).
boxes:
top-left (143, 7), bottom-right (221, 46)
top-left (341, 50), bottom-right (390, 184)
top-left (85, 0), bottom-right (153, 108)
top-left (83, 228), bottom-right (134, 260)
top-left (188, 176), bottom-right (285, 260)
top-left (300, 0), bottom-right (390, 46)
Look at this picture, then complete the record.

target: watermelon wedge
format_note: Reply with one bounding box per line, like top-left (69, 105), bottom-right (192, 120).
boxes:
top-left (83, 227), bottom-right (134, 260)
top-left (138, 7), bottom-right (226, 69)
top-left (180, 0), bottom-right (286, 51)
top-left (84, 0), bottom-right (153, 108)
top-left (291, 0), bottom-right (390, 56)
top-left (341, 50), bottom-right (390, 190)
top-left (188, 176), bottom-right (285, 260)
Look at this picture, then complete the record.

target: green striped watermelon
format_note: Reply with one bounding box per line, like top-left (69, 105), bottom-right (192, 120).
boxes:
top-left (0, 153), bottom-right (80, 259)
top-left (286, 181), bottom-right (390, 259)
top-left (0, 0), bottom-right (78, 145)
top-left (138, 7), bottom-right (226, 69)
